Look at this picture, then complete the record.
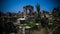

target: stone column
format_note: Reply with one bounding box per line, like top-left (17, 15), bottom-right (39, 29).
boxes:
top-left (22, 27), bottom-right (25, 34)
top-left (30, 9), bottom-right (33, 16)
top-left (24, 8), bottom-right (27, 18)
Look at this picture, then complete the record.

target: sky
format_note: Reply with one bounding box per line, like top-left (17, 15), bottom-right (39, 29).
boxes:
top-left (0, 0), bottom-right (60, 13)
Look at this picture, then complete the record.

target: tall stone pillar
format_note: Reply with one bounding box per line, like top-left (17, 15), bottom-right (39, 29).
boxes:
top-left (29, 8), bottom-right (33, 16)
top-left (24, 8), bottom-right (27, 18)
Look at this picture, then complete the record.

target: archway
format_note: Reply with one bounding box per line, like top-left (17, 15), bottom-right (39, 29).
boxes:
top-left (23, 5), bottom-right (34, 18)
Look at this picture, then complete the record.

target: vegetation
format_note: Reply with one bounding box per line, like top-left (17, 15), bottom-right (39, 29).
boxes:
top-left (0, 6), bottom-right (60, 34)
top-left (36, 3), bottom-right (40, 18)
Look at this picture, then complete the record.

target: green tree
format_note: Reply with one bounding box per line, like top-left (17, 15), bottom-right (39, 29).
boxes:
top-left (36, 3), bottom-right (40, 18)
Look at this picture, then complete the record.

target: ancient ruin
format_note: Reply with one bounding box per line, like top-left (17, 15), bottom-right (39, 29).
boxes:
top-left (23, 5), bottom-right (34, 18)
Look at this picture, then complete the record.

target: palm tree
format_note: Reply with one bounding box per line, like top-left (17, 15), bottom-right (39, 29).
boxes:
top-left (36, 3), bottom-right (40, 18)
